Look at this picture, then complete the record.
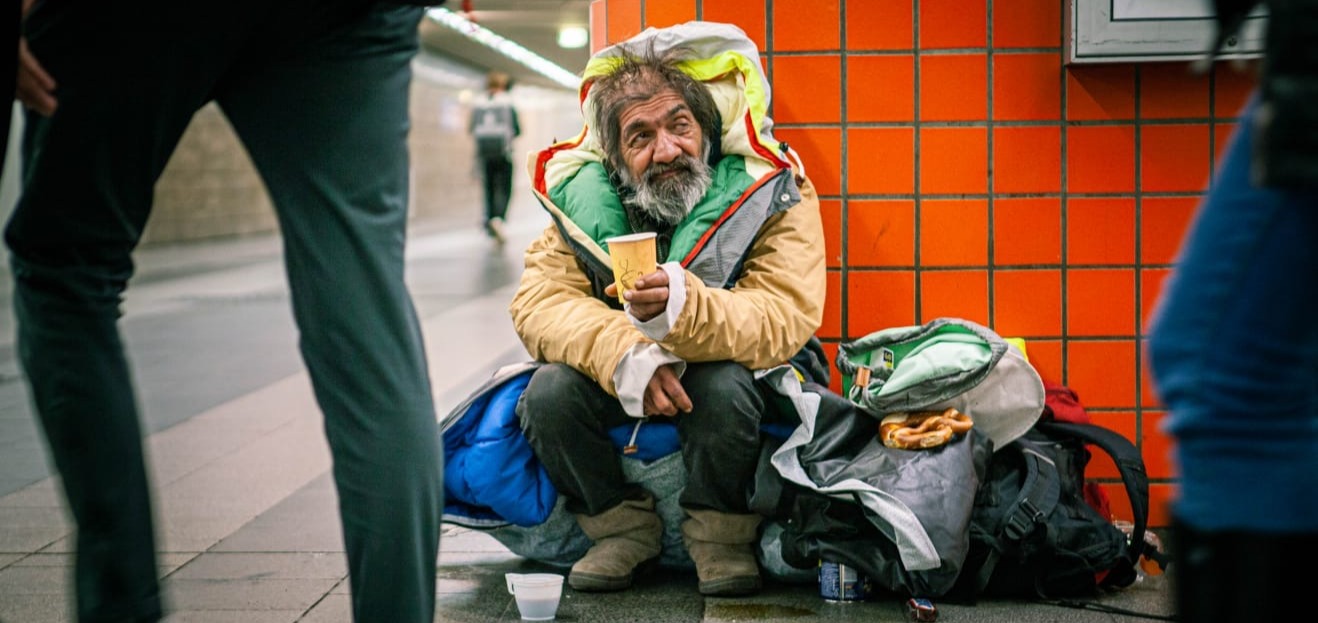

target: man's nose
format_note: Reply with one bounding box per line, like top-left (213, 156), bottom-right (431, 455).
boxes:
top-left (652, 131), bottom-right (682, 163)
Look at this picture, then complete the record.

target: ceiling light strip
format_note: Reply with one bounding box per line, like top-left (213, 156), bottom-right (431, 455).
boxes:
top-left (425, 7), bottom-right (582, 90)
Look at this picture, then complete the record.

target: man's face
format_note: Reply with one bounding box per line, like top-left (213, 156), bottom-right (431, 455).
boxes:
top-left (615, 89), bottom-right (712, 226)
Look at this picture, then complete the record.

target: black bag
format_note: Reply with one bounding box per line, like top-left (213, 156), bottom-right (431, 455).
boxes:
top-left (764, 414), bottom-right (1162, 601)
top-left (946, 420), bottom-right (1157, 600)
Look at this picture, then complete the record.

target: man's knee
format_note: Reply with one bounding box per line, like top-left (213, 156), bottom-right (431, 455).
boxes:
top-left (518, 363), bottom-right (591, 436)
top-left (681, 362), bottom-right (761, 433)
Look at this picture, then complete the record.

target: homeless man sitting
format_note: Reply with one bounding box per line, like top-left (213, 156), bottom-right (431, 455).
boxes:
top-left (510, 30), bottom-right (826, 597)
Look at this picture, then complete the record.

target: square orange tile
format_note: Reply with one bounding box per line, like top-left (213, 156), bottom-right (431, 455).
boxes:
top-left (1142, 410), bottom-right (1175, 479)
top-left (992, 0), bottom-right (1060, 48)
top-left (774, 0), bottom-right (841, 51)
top-left (921, 270), bottom-right (988, 324)
top-left (605, 0), bottom-right (641, 45)
top-left (847, 127), bottom-right (914, 195)
top-left (821, 270), bottom-right (842, 339)
top-left (992, 198), bottom-right (1062, 266)
top-left (1141, 268), bottom-right (1172, 334)
top-left (992, 53), bottom-right (1061, 120)
top-left (920, 199), bottom-right (987, 266)
top-left (1066, 339), bottom-right (1137, 408)
top-left (1213, 63), bottom-right (1258, 118)
top-left (590, 0), bottom-right (607, 53)
top-left (821, 340), bottom-right (844, 394)
top-left (1067, 269), bottom-right (1136, 336)
top-left (1066, 65), bottom-right (1136, 121)
top-left (704, 0), bottom-right (766, 50)
top-left (992, 126), bottom-right (1061, 194)
top-left (1141, 198), bottom-right (1199, 264)
top-left (918, 0), bottom-right (986, 49)
top-left (773, 55), bottom-right (841, 123)
top-left (993, 269), bottom-right (1062, 337)
top-left (920, 54), bottom-right (987, 121)
top-left (919, 127), bottom-right (988, 195)
top-left (1213, 123), bottom-right (1237, 175)
top-left (1140, 63), bottom-right (1210, 119)
top-left (847, 270), bottom-right (916, 337)
top-left (1140, 335), bottom-right (1163, 409)
top-left (847, 200), bottom-right (915, 267)
top-left (1066, 125), bottom-right (1135, 193)
top-left (820, 199), bottom-right (842, 268)
top-left (1148, 483), bottom-right (1176, 528)
top-left (778, 127), bottom-right (842, 196)
top-left (846, 55), bottom-right (915, 122)
top-left (846, 0), bottom-right (913, 51)
top-left (643, 0), bottom-right (694, 28)
top-left (1067, 198), bottom-right (1136, 265)
top-left (1021, 339), bottom-right (1062, 383)
top-left (1141, 124), bottom-right (1210, 193)
top-left (1086, 411), bottom-right (1137, 478)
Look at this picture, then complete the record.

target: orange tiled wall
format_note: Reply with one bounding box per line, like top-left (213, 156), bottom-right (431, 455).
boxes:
top-left (592, 0), bottom-right (1260, 528)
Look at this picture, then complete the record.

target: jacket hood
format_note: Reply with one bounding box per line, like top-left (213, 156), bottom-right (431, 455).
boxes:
top-left (528, 21), bottom-right (799, 275)
top-left (531, 21), bottom-right (795, 200)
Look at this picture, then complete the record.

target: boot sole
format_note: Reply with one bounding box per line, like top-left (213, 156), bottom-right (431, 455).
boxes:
top-left (568, 556), bottom-right (659, 592)
top-left (568, 570), bottom-right (633, 592)
top-left (698, 574), bottom-right (762, 597)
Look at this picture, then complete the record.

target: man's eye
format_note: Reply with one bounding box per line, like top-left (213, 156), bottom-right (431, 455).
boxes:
top-left (627, 132), bottom-right (651, 147)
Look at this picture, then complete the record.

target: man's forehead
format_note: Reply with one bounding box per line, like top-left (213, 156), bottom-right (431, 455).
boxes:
top-left (620, 91), bottom-right (692, 127)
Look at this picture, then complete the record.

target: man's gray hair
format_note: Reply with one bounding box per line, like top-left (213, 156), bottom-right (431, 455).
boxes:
top-left (590, 45), bottom-right (720, 175)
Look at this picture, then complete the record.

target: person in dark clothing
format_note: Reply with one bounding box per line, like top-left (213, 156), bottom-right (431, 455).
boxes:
top-left (1146, 1), bottom-right (1318, 621)
top-left (9, 1), bottom-right (444, 621)
top-left (469, 70), bottom-right (521, 244)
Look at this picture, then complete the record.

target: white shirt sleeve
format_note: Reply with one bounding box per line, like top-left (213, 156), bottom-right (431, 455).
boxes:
top-left (611, 342), bottom-right (686, 418)
top-left (628, 261), bottom-right (686, 341)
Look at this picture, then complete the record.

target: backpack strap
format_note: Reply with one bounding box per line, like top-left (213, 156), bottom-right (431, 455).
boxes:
top-left (974, 437), bottom-right (1062, 592)
top-left (1035, 420), bottom-right (1152, 579)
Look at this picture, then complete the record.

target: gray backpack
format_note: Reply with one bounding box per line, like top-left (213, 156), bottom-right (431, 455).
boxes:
top-left (472, 102), bottom-right (515, 159)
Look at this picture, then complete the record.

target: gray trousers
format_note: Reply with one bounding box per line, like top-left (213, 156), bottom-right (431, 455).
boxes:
top-left (6, 3), bottom-right (441, 621)
top-left (517, 362), bottom-right (766, 517)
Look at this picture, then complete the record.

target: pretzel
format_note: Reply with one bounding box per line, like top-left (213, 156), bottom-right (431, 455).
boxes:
top-left (879, 408), bottom-right (974, 450)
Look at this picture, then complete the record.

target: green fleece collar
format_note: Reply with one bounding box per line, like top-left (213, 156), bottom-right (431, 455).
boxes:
top-left (548, 156), bottom-right (754, 262)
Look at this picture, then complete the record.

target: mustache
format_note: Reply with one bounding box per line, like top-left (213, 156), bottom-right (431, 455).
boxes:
top-left (642, 156), bottom-right (698, 182)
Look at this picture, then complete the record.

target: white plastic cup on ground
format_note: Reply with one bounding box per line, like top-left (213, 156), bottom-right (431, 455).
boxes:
top-left (505, 572), bottom-right (564, 621)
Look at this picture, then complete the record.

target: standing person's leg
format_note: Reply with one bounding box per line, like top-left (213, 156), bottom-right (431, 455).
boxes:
top-left (5, 4), bottom-right (249, 621)
top-left (217, 5), bottom-right (441, 622)
top-left (1147, 93), bottom-right (1318, 621)
top-left (490, 156), bottom-right (514, 221)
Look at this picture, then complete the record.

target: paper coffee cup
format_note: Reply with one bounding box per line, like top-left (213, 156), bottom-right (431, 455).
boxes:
top-left (605, 232), bottom-right (658, 304)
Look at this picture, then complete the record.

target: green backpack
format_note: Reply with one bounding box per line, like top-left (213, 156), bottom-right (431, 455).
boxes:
top-left (835, 317), bottom-right (1044, 451)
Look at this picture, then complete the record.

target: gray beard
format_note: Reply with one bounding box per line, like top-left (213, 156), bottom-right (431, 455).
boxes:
top-left (618, 151), bottom-right (713, 227)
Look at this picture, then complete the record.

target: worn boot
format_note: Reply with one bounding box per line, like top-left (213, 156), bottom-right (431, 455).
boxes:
top-left (569, 495), bottom-right (663, 592)
top-left (681, 509), bottom-right (762, 596)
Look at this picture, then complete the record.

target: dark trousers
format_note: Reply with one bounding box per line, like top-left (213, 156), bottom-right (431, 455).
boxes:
top-left (481, 156), bottom-right (513, 222)
top-left (7, 3), bottom-right (441, 622)
top-left (517, 362), bottom-right (766, 517)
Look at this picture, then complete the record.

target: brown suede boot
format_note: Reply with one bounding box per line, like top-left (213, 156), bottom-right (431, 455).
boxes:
top-left (681, 509), bottom-right (762, 596)
top-left (568, 495), bottom-right (663, 592)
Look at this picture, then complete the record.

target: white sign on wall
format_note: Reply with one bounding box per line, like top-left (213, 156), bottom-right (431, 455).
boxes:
top-left (1067, 0), bottom-right (1268, 64)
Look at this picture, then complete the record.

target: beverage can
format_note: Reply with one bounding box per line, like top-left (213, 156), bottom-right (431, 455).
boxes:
top-left (818, 560), bottom-right (869, 602)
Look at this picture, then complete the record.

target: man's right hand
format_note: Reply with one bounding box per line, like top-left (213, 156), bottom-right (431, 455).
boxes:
top-left (16, 0), bottom-right (56, 117)
top-left (643, 363), bottom-right (692, 417)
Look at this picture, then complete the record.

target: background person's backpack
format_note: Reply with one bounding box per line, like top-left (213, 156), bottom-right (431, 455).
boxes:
top-left (472, 101), bottom-right (515, 159)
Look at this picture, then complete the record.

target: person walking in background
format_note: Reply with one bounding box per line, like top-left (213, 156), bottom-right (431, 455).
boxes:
top-left (1146, 0), bottom-right (1318, 621)
top-left (509, 23), bottom-right (825, 598)
top-left (9, 1), bottom-right (444, 621)
top-left (469, 70), bottom-right (521, 245)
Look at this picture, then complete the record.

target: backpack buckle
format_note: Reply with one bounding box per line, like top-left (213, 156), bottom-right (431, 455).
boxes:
top-left (1004, 500), bottom-right (1045, 540)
